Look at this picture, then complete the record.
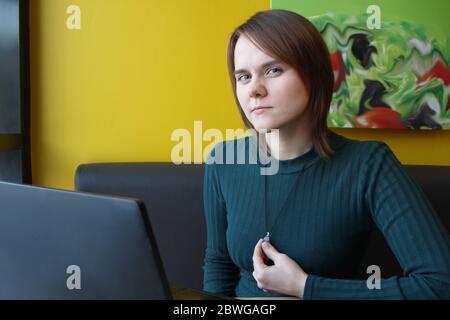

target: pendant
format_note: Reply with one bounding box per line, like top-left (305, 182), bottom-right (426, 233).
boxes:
top-left (263, 232), bottom-right (270, 243)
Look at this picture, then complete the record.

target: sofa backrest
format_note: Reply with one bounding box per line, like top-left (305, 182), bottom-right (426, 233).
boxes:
top-left (76, 163), bottom-right (206, 290)
top-left (75, 163), bottom-right (450, 290)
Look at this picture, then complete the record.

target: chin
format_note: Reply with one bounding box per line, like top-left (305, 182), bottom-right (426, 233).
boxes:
top-left (250, 120), bottom-right (281, 132)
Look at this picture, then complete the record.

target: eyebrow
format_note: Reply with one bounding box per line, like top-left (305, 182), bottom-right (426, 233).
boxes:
top-left (233, 60), bottom-right (282, 76)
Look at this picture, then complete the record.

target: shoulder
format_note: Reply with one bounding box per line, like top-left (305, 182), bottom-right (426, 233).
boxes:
top-left (329, 131), bottom-right (394, 163)
top-left (327, 131), bottom-right (402, 181)
top-left (205, 136), bottom-right (254, 165)
top-left (204, 137), bottom-right (254, 192)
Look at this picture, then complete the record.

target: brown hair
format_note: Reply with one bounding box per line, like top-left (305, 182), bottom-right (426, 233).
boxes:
top-left (227, 9), bottom-right (335, 160)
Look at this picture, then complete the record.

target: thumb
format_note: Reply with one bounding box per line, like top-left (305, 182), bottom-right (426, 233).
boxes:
top-left (261, 241), bottom-right (280, 261)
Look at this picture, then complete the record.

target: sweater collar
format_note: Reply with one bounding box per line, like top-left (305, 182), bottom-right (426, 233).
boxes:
top-left (252, 130), bottom-right (348, 175)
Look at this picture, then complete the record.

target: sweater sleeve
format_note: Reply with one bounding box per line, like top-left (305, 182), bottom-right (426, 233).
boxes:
top-left (202, 146), bottom-right (240, 297)
top-left (304, 142), bottom-right (450, 300)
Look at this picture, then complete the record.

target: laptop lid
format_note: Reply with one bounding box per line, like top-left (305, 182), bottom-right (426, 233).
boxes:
top-left (0, 181), bottom-right (172, 299)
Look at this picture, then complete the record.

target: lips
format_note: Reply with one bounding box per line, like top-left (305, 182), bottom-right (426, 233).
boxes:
top-left (251, 106), bottom-right (272, 113)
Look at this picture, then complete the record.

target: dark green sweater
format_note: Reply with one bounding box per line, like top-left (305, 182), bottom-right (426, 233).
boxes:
top-left (202, 131), bottom-right (450, 299)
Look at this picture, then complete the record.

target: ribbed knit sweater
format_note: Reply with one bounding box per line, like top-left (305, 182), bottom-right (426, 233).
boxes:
top-left (202, 131), bottom-right (450, 299)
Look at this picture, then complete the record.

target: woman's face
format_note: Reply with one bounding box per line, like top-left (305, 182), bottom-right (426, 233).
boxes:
top-left (234, 35), bottom-right (310, 132)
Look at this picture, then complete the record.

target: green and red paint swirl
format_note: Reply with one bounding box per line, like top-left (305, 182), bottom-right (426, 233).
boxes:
top-left (312, 13), bottom-right (450, 129)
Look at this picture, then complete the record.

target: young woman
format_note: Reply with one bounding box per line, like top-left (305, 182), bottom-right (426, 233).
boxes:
top-left (202, 9), bottom-right (450, 299)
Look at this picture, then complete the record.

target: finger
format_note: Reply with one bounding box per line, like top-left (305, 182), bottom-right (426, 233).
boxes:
top-left (252, 239), bottom-right (266, 267)
top-left (252, 239), bottom-right (267, 270)
top-left (261, 240), bottom-right (281, 262)
top-left (252, 239), bottom-right (262, 259)
top-left (257, 240), bottom-right (270, 264)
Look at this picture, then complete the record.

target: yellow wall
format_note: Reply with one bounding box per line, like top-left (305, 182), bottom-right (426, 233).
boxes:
top-left (30, 0), bottom-right (450, 190)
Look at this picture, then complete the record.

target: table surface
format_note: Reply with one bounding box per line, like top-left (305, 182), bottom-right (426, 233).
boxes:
top-left (170, 283), bottom-right (232, 300)
top-left (170, 284), bottom-right (301, 300)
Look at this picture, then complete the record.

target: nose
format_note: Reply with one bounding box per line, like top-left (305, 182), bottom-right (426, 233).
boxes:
top-left (249, 77), bottom-right (267, 99)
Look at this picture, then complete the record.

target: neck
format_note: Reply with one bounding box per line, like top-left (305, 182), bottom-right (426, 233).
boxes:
top-left (264, 119), bottom-right (314, 161)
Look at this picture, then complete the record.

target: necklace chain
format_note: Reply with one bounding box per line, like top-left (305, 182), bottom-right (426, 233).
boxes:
top-left (263, 171), bottom-right (302, 243)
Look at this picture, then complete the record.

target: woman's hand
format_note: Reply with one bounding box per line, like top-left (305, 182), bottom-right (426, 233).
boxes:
top-left (252, 239), bottom-right (308, 298)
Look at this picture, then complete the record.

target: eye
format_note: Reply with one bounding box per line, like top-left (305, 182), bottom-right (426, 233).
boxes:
top-left (237, 74), bottom-right (250, 82)
top-left (267, 67), bottom-right (282, 75)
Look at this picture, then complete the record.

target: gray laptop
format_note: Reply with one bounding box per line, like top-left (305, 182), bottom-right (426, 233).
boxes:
top-left (0, 181), bottom-right (227, 300)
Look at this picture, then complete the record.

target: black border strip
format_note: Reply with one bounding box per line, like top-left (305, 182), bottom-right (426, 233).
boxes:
top-left (19, 0), bottom-right (31, 184)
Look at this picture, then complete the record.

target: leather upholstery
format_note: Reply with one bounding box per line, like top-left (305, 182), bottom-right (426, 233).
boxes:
top-left (75, 163), bottom-right (450, 289)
